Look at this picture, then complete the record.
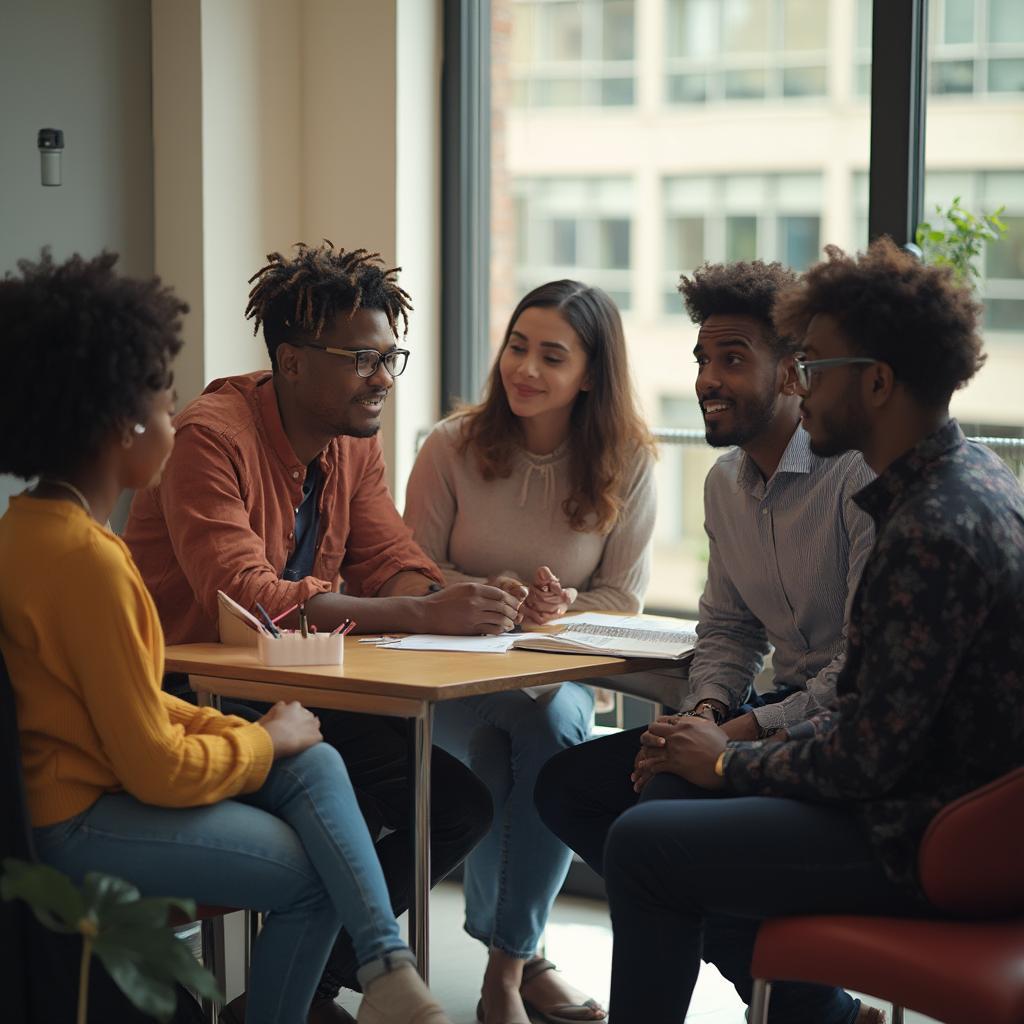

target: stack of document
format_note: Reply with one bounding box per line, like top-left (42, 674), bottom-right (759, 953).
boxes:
top-left (360, 612), bottom-right (698, 660)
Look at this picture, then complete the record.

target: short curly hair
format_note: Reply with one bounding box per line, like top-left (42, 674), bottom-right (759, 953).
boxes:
top-left (0, 250), bottom-right (186, 480)
top-left (678, 261), bottom-right (800, 357)
top-left (245, 241), bottom-right (413, 371)
top-left (773, 237), bottom-right (985, 408)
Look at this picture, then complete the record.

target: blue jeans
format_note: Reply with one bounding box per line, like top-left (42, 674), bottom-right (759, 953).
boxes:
top-left (434, 682), bottom-right (594, 957)
top-left (603, 794), bottom-right (924, 1024)
top-left (536, 726), bottom-right (872, 1023)
top-left (34, 743), bottom-right (411, 1024)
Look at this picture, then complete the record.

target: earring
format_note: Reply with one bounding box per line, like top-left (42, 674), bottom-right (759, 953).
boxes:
top-left (133, 423), bottom-right (146, 435)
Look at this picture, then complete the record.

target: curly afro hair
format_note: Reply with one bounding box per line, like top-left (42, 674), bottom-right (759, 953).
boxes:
top-left (773, 237), bottom-right (985, 408)
top-left (245, 241), bottom-right (413, 371)
top-left (0, 250), bottom-right (186, 480)
top-left (678, 260), bottom-right (800, 357)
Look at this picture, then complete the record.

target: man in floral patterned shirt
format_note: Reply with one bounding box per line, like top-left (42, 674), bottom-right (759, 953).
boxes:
top-left (602, 237), bottom-right (1024, 1024)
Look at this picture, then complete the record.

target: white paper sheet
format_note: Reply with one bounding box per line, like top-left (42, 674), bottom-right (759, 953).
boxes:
top-left (373, 634), bottom-right (538, 654)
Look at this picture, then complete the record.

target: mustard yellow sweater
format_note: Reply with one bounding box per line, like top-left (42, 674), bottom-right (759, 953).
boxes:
top-left (0, 495), bottom-right (273, 827)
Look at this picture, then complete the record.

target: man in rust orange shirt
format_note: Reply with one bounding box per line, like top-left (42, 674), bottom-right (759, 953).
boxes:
top-left (125, 243), bottom-right (518, 1023)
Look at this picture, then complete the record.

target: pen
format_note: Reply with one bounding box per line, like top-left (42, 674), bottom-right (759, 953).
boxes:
top-left (298, 604), bottom-right (308, 638)
top-left (340, 620), bottom-right (357, 637)
top-left (330, 618), bottom-right (351, 636)
top-left (271, 602), bottom-right (299, 625)
top-left (255, 602), bottom-right (281, 638)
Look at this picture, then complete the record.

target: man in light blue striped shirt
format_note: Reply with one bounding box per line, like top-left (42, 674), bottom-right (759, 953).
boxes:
top-left (538, 260), bottom-right (881, 1024)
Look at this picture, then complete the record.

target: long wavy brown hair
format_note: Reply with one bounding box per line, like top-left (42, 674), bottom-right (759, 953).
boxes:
top-left (455, 280), bottom-right (654, 534)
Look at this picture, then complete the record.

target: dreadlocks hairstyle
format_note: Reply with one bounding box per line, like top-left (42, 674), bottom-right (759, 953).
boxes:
top-left (455, 280), bottom-right (655, 535)
top-left (0, 250), bottom-right (185, 481)
top-left (678, 260), bottom-right (800, 358)
top-left (773, 237), bottom-right (985, 408)
top-left (245, 241), bottom-right (413, 369)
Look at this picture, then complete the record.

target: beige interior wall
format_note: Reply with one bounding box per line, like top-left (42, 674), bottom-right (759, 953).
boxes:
top-left (151, 0), bottom-right (443, 492)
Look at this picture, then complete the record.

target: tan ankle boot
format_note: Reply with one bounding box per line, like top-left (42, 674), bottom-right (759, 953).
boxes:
top-left (356, 963), bottom-right (452, 1024)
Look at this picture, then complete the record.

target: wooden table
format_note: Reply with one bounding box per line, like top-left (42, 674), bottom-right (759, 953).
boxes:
top-left (165, 639), bottom-right (663, 980)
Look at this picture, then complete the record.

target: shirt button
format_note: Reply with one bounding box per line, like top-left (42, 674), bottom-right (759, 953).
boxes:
top-left (292, 470), bottom-right (300, 479)
top-left (762, 508), bottom-right (769, 516)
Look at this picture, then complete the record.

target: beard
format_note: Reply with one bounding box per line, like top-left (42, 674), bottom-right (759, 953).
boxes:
top-left (703, 389), bottom-right (778, 448)
top-left (804, 392), bottom-right (870, 458)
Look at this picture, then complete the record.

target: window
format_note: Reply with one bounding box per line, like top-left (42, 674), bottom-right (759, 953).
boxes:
top-left (927, 0), bottom-right (1024, 97)
top-left (666, 0), bottom-right (829, 104)
top-left (514, 177), bottom-right (634, 311)
top-left (662, 173), bottom-right (823, 314)
top-left (511, 0), bottom-right (637, 107)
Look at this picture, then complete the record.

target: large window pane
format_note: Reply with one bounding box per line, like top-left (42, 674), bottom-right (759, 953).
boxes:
top-left (943, 0), bottom-right (975, 44)
top-left (989, 0), bottom-right (1024, 44)
top-left (722, 0), bottom-right (770, 54)
top-left (511, 0), bottom-right (637, 108)
top-left (666, 0), bottom-right (717, 58)
top-left (492, 0), bottom-right (868, 618)
top-left (783, 0), bottom-right (827, 51)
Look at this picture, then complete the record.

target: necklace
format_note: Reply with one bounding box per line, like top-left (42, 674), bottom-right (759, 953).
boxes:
top-left (40, 478), bottom-right (93, 518)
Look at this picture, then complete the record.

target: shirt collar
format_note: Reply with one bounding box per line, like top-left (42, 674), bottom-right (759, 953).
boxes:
top-left (853, 419), bottom-right (965, 524)
top-left (255, 375), bottom-right (307, 476)
top-left (736, 423), bottom-right (815, 495)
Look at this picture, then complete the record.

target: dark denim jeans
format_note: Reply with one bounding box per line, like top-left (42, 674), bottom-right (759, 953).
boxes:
top-left (534, 704), bottom-right (916, 1024)
top-left (603, 793), bottom-right (922, 1023)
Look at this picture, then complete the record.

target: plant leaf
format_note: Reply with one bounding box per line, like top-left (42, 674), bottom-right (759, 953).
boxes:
top-left (97, 925), bottom-right (222, 999)
top-left (92, 944), bottom-right (180, 1024)
top-left (1, 858), bottom-right (85, 931)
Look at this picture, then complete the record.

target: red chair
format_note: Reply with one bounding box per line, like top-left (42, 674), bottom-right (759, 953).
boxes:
top-left (749, 767), bottom-right (1024, 1024)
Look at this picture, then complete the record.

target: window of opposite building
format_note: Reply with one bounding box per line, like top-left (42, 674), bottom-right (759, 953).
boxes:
top-left (855, 0), bottom-right (1024, 97)
top-left (513, 176), bottom-right (634, 317)
top-left (665, 0), bottom-right (830, 104)
top-left (853, 169), bottom-right (1024, 335)
top-left (662, 173), bottom-right (823, 315)
top-left (510, 0), bottom-right (637, 107)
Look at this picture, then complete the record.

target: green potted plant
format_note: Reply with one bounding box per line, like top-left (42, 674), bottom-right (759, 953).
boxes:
top-left (915, 196), bottom-right (1008, 286)
top-left (2, 857), bottom-right (221, 1023)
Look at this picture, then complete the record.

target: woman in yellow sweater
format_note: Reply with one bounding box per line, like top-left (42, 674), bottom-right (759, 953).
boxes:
top-left (0, 251), bottom-right (451, 1024)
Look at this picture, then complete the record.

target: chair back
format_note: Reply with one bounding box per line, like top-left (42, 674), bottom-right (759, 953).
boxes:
top-left (0, 649), bottom-right (34, 860)
top-left (918, 766), bottom-right (1024, 917)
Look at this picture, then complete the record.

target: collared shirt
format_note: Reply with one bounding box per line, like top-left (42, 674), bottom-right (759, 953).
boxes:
top-left (724, 421), bottom-right (1024, 897)
top-left (125, 372), bottom-right (442, 644)
top-left (686, 425), bottom-right (876, 730)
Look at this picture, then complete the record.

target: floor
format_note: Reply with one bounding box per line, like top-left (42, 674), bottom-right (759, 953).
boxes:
top-left (334, 880), bottom-right (940, 1023)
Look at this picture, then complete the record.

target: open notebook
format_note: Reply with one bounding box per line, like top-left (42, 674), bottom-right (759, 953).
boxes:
top-left (509, 612), bottom-right (698, 661)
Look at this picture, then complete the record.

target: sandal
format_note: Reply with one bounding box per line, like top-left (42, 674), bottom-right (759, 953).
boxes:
top-left (518, 957), bottom-right (606, 1023)
top-left (474, 997), bottom-right (530, 1024)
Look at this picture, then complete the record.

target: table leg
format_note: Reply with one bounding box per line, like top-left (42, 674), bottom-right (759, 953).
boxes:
top-left (196, 690), bottom-right (221, 711)
top-left (408, 702), bottom-right (432, 981)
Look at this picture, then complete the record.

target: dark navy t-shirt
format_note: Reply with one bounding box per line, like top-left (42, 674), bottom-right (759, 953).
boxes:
top-left (282, 459), bottom-right (322, 582)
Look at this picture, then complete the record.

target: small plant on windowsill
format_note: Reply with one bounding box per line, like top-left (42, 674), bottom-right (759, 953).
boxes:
top-left (2, 857), bottom-right (221, 1023)
top-left (915, 196), bottom-right (1007, 288)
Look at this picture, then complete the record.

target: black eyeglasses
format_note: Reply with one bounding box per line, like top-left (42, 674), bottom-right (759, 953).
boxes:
top-left (794, 356), bottom-right (877, 392)
top-left (302, 345), bottom-right (410, 378)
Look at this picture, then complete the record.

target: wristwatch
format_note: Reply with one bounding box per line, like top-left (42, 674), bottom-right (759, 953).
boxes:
top-left (680, 700), bottom-right (725, 725)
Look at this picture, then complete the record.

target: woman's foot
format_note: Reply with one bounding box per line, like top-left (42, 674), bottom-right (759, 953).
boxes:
top-left (519, 957), bottom-right (606, 1022)
top-left (477, 949), bottom-right (531, 1024)
top-left (356, 963), bottom-right (451, 1024)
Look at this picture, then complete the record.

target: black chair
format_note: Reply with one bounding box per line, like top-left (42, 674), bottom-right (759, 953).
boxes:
top-left (0, 649), bottom-right (206, 1023)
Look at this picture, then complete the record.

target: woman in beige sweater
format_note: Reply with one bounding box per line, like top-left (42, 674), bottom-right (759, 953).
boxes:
top-left (404, 280), bottom-right (656, 1024)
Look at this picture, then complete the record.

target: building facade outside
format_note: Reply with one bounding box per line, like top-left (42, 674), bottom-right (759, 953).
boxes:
top-left (490, 0), bottom-right (1024, 610)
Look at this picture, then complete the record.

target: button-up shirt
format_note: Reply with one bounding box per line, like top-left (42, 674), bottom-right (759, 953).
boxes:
top-left (687, 425), bottom-right (876, 731)
top-left (724, 421), bottom-right (1024, 896)
top-left (125, 372), bottom-right (442, 644)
